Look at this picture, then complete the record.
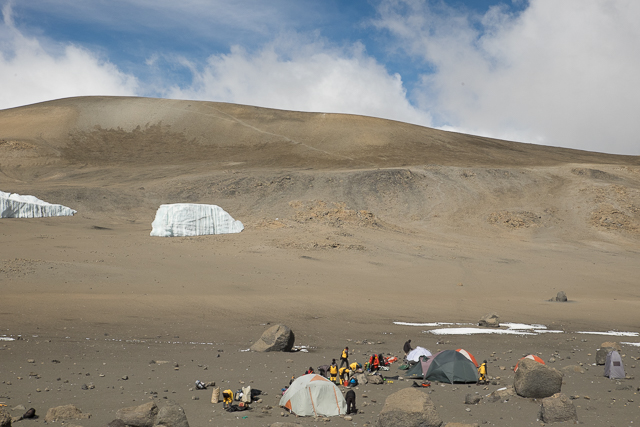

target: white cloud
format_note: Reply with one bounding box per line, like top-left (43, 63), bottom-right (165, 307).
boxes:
top-left (375, 0), bottom-right (640, 155)
top-left (166, 35), bottom-right (433, 126)
top-left (0, 2), bottom-right (138, 109)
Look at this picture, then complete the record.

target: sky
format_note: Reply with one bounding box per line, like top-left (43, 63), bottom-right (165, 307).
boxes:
top-left (1, 0), bottom-right (639, 155)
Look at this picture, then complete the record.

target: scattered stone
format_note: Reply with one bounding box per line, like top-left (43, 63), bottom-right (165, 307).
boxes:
top-left (514, 358), bottom-right (563, 398)
top-left (464, 394), bottom-right (482, 405)
top-left (377, 387), bottom-right (442, 427)
top-left (269, 423), bottom-right (302, 427)
top-left (115, 401), bottom-right (158, 427)
top-left (443, 424), bottom-right (479, 427)
top-left (478, 313), bottom-right (500, 328)
top-left (122, 375), bottom-right (129, 380)
top-left (27, 359), bottom-right (35, 363)
top-left (107, 420), bottom-right (127, 427)
top-left (369, 375), bottom-right (384, 385)
top-left (561, 365), bottom-right (585, 374)
top-left (355, 373), bottom-right (368, 385)
top-left (250, 324), bottom-right (295, 352)
top-left (344, 415), bottom-right (353, 421)
top-left (44, 404), bottom-right (91, 423)
top-left (538, 393), bottom-right (578, 423)
top-left (555, 291), bottom-right (567, 302)
top-left (486, 386), bottom-right (516, 403)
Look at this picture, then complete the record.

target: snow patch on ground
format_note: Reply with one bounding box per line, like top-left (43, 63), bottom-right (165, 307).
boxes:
top-left (577, 331), bottom-right (639, 337)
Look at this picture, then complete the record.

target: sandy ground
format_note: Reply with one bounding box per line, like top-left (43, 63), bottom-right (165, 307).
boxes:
top-left (1, 97), bottom-right (640, 426)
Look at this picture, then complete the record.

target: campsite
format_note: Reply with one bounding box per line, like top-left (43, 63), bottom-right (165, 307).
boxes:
top-left (1, 97), bottom-right (639, 426)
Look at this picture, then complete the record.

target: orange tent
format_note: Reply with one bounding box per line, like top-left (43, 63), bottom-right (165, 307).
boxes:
top-left (514, 354), bottom-right (545, 372)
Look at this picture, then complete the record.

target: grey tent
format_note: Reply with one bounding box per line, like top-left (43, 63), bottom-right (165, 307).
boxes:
top-left (405, 350), bottom-right (478, 384)
top-left (604, 350), bottom-right (625, 379)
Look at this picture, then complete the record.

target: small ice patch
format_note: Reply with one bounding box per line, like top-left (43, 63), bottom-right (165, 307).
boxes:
top-left (621, 342), bottom-right (640, 347)
top-left (0, 336), bottom-right (15, 341)
top-left (577, 331), bottom-right (639, 337)
top-left (394, 322), bottom-right (462, 327)
top-left (502, 323), bottom-right (547, 330)
top-left (426, 328), bottom-right (537, 336)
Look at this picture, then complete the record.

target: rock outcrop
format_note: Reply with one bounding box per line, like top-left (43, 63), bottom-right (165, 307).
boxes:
top-left (539, 393), bottom-right (578, 423)
top-left (377, 388), bottom-right (442, 427)
top-left (596, 342), bottom-right (621, 365)
top-left (478, 312), bottom-right (500, 328)
top-left (514, 358), bottom-right (563, 398)
top-left (44, 404), bottom-right (91, 423)
top-left (250, 324), bottom-right (295, 352)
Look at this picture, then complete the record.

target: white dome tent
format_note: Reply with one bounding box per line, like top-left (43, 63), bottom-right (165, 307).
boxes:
top-left (279, 374), bottom-right (347, 417)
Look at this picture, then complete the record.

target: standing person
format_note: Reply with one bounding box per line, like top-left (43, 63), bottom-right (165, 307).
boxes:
top-left (340, 346), bottom-right (349, 368)
top-left (403, 339), bottom-right (412, 356)
top-left (478, 360), bottom-right (488, 384)
top-left (345, 389), bottom-right (357, 414)
top-left (329, 359), bottom-right (339, 384)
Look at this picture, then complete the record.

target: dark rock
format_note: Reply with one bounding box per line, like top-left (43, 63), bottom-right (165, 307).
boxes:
top-left (0, 408), bottom-right (10, 427)
top-left (478, 313), bottom-right (499, 328)
top-left (514, 358), bottom-right (563, 398)
top-left (539, 393), bottom-right (578, 423)
top-left (44, 404), bottom-right (91, 423)
top-left (377, 387), bottom-right (442, 427)
top-left (115, 401), bottom-right (158, 427)
top-left (155, 400), bottom-right (189, 427)
top-left (555, 291), bottom-right (567, 302)
top-left (464, 394), bottom-right (482, 404)
top-left (107, 419), bottom-right (127, 427)
top-left (250, 324), bottom-right (295, 352)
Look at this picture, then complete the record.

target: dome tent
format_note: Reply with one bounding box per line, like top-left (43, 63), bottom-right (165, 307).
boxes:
top-left (279, 374), bottom-right (347, 417)
top-left (406, 350), bottom-right (478, 383)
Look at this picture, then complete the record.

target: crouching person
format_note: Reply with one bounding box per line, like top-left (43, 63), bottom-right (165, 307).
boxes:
top-left (222, 389), bottom-right (234, 409)
top-left (345, 389), bottom-right (357, 414)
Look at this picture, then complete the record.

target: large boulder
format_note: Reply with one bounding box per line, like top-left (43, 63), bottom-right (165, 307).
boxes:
top-left (115, 402), bottom-right (158, 427)
top-left (377, 388), bottom-right (443, 427)
top-left (0, 408), bottom-right (11, 427)
top-left (555, 291), bottom-right (567, 302)
top-left (538, 393), bottom-right (578, 423)
top-left (250, 324), bottom-right (295, 352)
top-left (354, 372), bottom-right (368, 385)
top-left (514, 358), bottom-right (563, 398)
top-left (155, 401), bottom-right (189, 427)
top-left (44, 404), bottom-right (91, 423)
top-left (478, 312), bottom-right (499, 328)
top-left (596, 342), bottom-right (622, 365)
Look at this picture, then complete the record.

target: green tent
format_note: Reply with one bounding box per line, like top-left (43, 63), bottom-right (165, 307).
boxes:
top-left (405, 350), bottom-right (478, 384)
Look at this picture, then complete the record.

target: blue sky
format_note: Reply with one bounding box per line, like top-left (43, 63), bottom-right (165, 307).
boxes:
top-left (1, 0), bottom-right (639, 155)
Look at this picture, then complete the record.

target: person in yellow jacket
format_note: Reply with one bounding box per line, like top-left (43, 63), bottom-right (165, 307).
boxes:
top-left (329, 359), bottom-right (339, 384)
top-left (349, 362), bottom-right (362, 372)
top-left (339, 367), bottom-right (351, 385)
top-left (340, 347), bottom-right (349, 368)
top-left (222, 389), bottom-right (234, 409)
top-left (478, 360), bottom-right (488, 384)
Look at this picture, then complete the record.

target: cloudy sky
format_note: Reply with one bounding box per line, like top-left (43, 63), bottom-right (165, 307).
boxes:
top-left (1, 0), bottom-right (638, 155)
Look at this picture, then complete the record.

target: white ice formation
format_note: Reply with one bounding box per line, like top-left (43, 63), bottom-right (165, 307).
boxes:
top-left (150, 203), bottom-right (244, 237)
top-left (0, 190), bottom-right (77, 218)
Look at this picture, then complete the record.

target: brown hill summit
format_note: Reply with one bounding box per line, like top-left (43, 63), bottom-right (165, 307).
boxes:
top-left (1, 96), bottom-right (638, 240)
